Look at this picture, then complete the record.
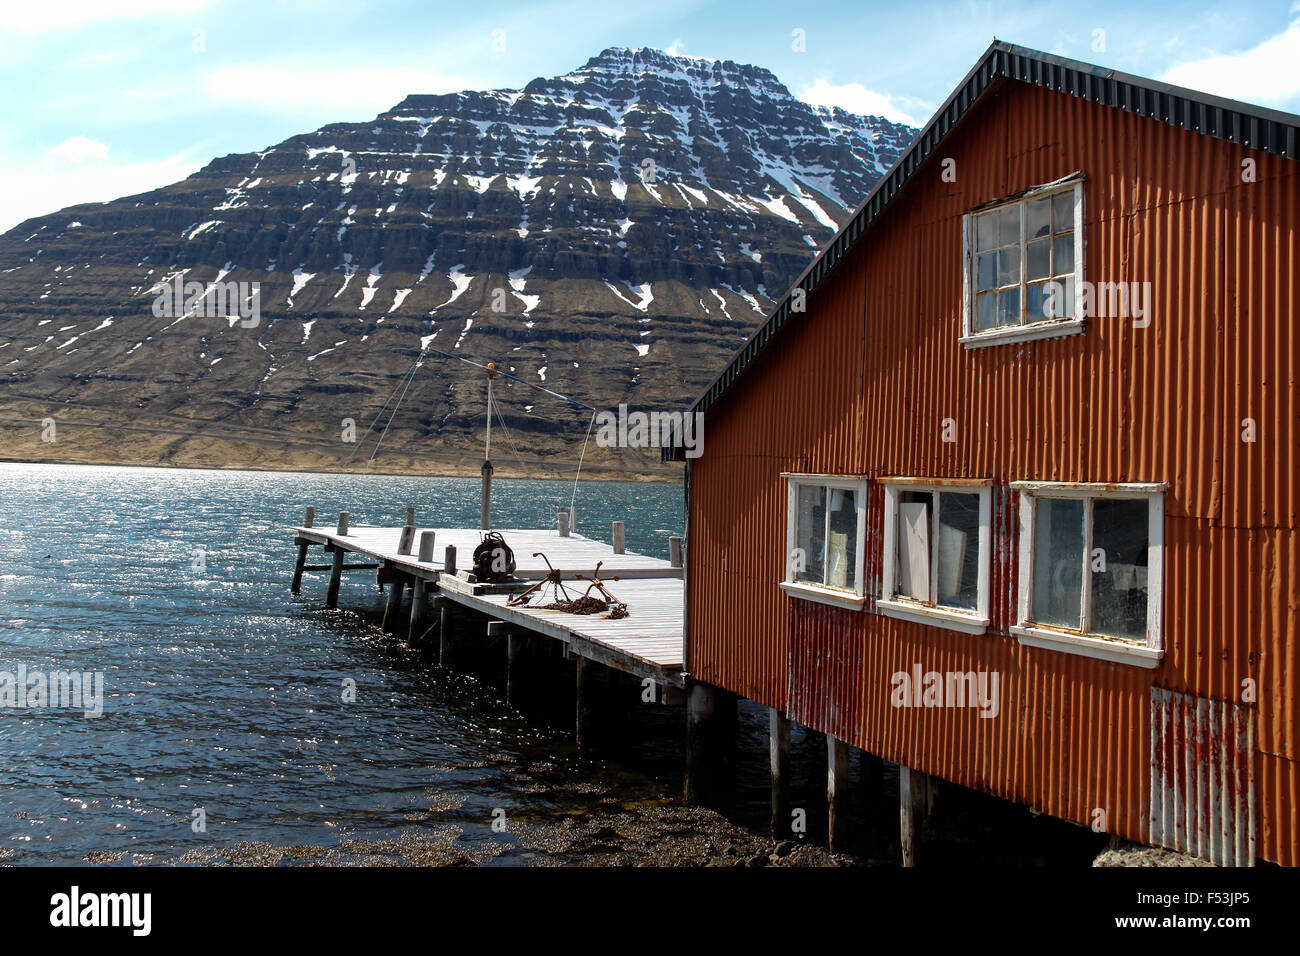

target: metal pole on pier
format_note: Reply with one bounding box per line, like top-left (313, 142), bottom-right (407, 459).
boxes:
top-left (480, 362), bottom-right (496, 531)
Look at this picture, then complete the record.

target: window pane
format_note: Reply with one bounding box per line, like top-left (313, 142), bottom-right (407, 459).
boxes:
top-left (997, 246), bottom-right (1020, 287)
top-left (997, 205), bottom-right (1020, 247)
top-left (1026, 280), bottom-right (1052, 322)
top-left (977, 252), bottom-right (997, 292)
top-left (795, 484), bottom-right (826, 585)
top-left (1032, 497), bottom-right (1084, 628)
top-left (975, 212), bottom-right (996, 251)
top-left (997, 287), bottom-right (1021, 326)
top-left (1052, 190), bottom-right (1074, 231)
top-left (827, 488), bottom-right (858, 591)
top-left (1042, 277), bottom-right (1074, 319)
top-left (1090, 499), bottom-right (1149, 640)
top-left (1026, 238), bottom-right (1051, 280)
top-left (1026, 196), bottom-right (1051, 238)
top-left (1053, 233), bottom-right (1074, 275)
top-left (896, 491), bottom-right (931, 601)
top-left (975, 292), bottom-right (995, 331)
top-left (936, 492), bottom-right (980, 610)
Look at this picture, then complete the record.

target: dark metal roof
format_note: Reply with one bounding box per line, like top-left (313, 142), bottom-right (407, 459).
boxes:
top-left (684, 39), bottom-right (1300, 428)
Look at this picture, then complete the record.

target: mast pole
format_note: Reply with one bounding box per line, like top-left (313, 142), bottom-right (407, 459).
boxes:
top-left (480, 363), bottom-right (496, 531)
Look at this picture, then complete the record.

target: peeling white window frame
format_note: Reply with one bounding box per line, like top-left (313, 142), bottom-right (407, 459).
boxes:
top-left (960, 173), bottom-right (1087, 349)
top-left (878, 477), bottom-right (992, 635)
top-left (779, 473), bottom-right (868, 611)
top-left (1009, 481), bottom-right (1165, 668)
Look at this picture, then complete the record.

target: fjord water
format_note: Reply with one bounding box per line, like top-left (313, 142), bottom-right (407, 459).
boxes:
top-left (0, 462), bottom-right (701, 865)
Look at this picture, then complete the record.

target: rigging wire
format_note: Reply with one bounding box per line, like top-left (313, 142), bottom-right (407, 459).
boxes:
top-left (344, 349), bottom-right (425, 466)
top-left (569, 409), bottom-right (599, 516)
top-left (367, 351), bottom-right (423, 464)
top-left (423, 346), bottom-right (595, 411)
top-left (491, 391), bottom-right (533, 482)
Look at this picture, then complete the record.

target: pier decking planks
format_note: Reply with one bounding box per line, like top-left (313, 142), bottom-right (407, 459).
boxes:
top-left (291, 525), bottom-right (686, 686)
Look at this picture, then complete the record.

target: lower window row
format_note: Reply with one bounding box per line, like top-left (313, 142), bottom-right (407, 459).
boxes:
top-left (782, 475), bottom-right (1165, 667)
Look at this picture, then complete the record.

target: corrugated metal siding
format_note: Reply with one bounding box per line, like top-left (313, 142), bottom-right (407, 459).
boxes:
top-left (788, 602), bottom-right (864, 742)
top-left (687, 78), bottom-right (1298, 864)
top-left (1150, 688), bottom-right (1255, 865)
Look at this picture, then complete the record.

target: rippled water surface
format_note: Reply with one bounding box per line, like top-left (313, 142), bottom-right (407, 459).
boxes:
top-left (0, 463), bottom-right (703, 865)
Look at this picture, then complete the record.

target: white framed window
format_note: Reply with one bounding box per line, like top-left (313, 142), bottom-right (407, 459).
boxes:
top-left (1010, 481), bottom-right (1165, 668)
top-left (879, 479), bottom-right (992, 634)
top-left (961, 174), bottom-right (1085, 348)
top-left (780, 474), bottom-right (867, 610)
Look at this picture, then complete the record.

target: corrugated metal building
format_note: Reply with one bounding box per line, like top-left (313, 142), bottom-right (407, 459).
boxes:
top-left (680, 42), bottom-right (1299, 866)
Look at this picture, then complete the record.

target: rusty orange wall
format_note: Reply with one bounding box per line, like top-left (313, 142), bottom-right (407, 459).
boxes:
top-left (688, 80), bottom-right (1299, 864)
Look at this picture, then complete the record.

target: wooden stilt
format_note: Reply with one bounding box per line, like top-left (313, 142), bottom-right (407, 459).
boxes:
top-left (828, 735), bottom-right (850, 852)
top-left (325, 546), bottom-right (345, 609)
top-left (408, 578), bottom-right (428, 644)
top-left (438, 599), bottom-right (453, 667)
top-left (685, 681), bottom-right (721, 804)
top-left (770, 707), bottom-right (790, 838)
top-left (900, 765), bottom-right (928, 867)
top-left (507, 633), bottom-right (523, 705)
top-left (575, 655), bottom-right (594, 747)
top-left (611, 521), bottom-right (625, 554)
top-left (291, 541), bottom-right (309, 595)
top-left (382, 576), bottom-right (406, 630)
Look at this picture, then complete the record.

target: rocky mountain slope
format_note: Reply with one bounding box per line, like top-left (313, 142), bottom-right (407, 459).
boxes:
top-left (0, 47), bottom-right (913, 478)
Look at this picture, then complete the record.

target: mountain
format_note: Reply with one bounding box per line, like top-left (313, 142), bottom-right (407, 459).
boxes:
top-left (0, 47), bottom-right (914, 479)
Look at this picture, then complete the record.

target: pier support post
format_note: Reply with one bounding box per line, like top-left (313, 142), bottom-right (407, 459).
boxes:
top-left (418, 531), bottom-right (436, 564)
top-left (507, 633), bottom-right (523, 705)
top-left (325, 546), bottom-right (345, 609)
top-left (291, 541), bottom-right (309, 595)
top-left (669, 535), bottom-right (682, 568)
top-left (382, 576), bottom-right (406, 631)
top-left (408, 578), bottom-right (429, 644)
top-left (900, 765), bottom-right (929, 867)
top-left (557, 507), bottom-right (569, 537)
top-left (828, 735), bottom-right (850, 853)
top-left (438, 599), bottom-right (454, 667)
top-left (770, 707), bottom-right (791, 838)
top-left (575, 655), bottom-right (595, 747)
top-left (611, 521), bottom-right (625, 554)
top-left (684, 682), bottom-right (733, 804)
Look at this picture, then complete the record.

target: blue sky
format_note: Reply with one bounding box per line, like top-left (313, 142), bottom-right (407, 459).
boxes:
top-left (2, 0), bottom-right (1297, 232)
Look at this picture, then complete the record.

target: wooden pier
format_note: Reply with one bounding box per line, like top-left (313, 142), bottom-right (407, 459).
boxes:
top-left (289, 512), bottom-right (686, 702)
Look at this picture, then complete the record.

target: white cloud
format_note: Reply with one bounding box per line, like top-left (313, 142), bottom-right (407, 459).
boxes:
top-left (799, 79), bottom-right (920, 126)
top-left (665, 38), bottom-right (685, 56)
top-left (6, 0), bottom-right (214, 33)
top-left (1160, 12), bottom-right (1300, 108)
top-left (1, 149), bottom-right (204, 234)
top-left (48, 135), bottom-right (110, 164)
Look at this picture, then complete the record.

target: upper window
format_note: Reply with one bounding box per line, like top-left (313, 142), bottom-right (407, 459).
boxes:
top-left (781, 474), bottom-right (867, 610)
top-left (961, 177), bottom-right (1084, 347)
top-left (879, 479), bottom-right (992, 634)
top-left (1010, 482), bottom-right (1164, 667)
